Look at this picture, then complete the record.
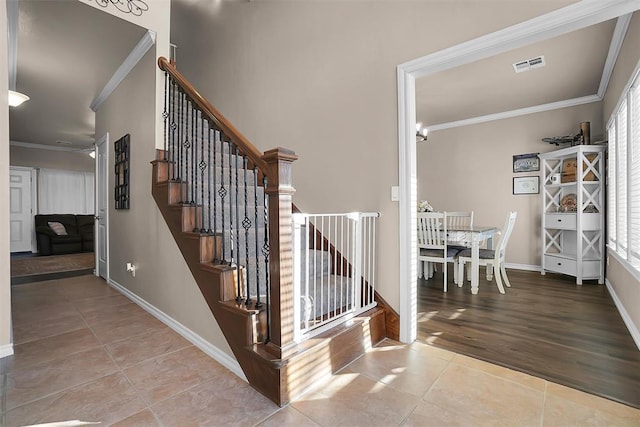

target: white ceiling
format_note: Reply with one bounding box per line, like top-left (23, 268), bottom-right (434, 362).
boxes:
top-left (9, 0), bottom-right (146, 150)
top-left (416, 17), bottom-right (618, 130)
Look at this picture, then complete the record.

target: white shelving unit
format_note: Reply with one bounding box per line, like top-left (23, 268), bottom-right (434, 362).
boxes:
top-left (539, 145), bottom-right (606, 284)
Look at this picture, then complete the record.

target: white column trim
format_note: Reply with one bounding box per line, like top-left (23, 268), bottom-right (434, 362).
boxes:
top-left (397, 67), bottom-right (416, 344)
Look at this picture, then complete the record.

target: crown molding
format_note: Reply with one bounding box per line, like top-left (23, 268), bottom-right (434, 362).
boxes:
top-left (598, 13), bottom-right (632, 98)
top-left (429, 95), bottom-right (602, 132)
top-left (10, 140), bottom-right (93, 153)
top-left (7, 0), bottom-right (19, 90)
top-left (427, 11), bottom-right (634, 132)
top-left (90, 30), bottom-right (156, 112)
top-left (400, 0), bottom-right (640, 79)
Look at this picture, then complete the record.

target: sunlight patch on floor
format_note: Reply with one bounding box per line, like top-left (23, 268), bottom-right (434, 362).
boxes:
top-left (417, 311), bottom-right (438, 322)
top-left (448, 308), bottom-right (466, 320)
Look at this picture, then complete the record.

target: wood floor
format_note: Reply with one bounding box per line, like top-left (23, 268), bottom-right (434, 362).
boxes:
top-left (417, 267), bottom-right (640, 409)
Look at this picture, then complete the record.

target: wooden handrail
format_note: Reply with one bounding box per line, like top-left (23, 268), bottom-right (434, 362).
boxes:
top-left (158, 56), bottom-right (268, 174)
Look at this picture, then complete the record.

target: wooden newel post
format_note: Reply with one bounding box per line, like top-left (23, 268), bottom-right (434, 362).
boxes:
top-left (262, 147), bottom-right (298, 358)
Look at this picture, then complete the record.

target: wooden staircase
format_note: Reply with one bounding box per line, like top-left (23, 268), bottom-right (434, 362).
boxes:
top-left (151, 150), bottom-right (387, 406)
top-left (151, 58), bottom-right (398, 406)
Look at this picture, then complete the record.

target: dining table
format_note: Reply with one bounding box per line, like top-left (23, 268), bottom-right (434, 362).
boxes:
top-left (446, 225), bottom-right (499, 294)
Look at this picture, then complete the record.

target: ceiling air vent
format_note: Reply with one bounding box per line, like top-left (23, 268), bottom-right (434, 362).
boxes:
top-left (512, 55), bottom-right (546, 73)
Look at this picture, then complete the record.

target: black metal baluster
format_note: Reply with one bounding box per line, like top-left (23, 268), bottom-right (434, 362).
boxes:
top-left (190, 106), bottom-right (196, 205)
top-left (162, 72), bottom-right (169, 155)
top-left (185, 101), bottom-right (191, 205)
top-left (212, 129), bottom-right (218, 261)
top-left (262, 176), bottom-right (270, 342)
top-left (199, 116), bottom-right (206, 232)
top-left (178, 91), bottom-right (184, 202)
top-left (218, 135), bottom-right (227, 263)
top-left (234, 147), bottom-right (241, 292)
top-left (228, 142), bottom-right (234, 267)
top-left (169, 81), bottom-right (177, 180)
top-left (191, 105), bottom-right (198, 210)
top-left (253, 168), bottom-right (262, 308)
top-left (253, 166), bottom-right (262, 308)
top-left (206, 125), bottom-right (211, 233)
top-left (242, 156), bottom-right (251, 304)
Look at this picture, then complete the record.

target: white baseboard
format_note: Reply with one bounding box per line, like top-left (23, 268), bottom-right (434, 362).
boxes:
top-left (0, 343), bottom-right (14, 359)
top-left (108, 279), bottom-right (246, 381)
top-left (504, 263), bottom-right (541, 272)
top-left (605, 278), bottom-right (640, 351)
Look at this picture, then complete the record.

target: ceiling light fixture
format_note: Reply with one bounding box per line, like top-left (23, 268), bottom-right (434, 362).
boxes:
top-left (8, 90), bottom-right (29, 107)
top-left (416, 122), bottom-right (429, 142)
top-left (89, 151), bottom-right (96, 159)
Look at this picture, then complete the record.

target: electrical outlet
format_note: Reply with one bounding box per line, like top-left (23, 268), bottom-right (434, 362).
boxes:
top-left (126, 262), bottom-right (136, 277)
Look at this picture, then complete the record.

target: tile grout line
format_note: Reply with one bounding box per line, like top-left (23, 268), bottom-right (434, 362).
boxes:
top-left (540, 381), bottom-right (548, 427)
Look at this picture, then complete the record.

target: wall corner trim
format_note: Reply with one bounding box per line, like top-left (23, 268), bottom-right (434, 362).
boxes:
top-left (0, 343), bottom-right (14, 359)
top-left (108, 279), bottom-right (246, 381)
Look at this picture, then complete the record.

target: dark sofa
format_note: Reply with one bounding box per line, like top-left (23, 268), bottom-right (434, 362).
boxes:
top-left (35, 214), bottom-right (94, 256)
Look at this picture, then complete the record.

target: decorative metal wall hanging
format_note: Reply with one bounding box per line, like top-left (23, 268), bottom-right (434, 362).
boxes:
top-left (90, 0), bottom-right (149, 16)
top-left (115, 134), bottom-right (130, 209)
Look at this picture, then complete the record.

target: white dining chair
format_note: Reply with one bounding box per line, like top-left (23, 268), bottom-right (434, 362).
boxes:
top-left (445, 211), bottom-right (474, 249)
top-left (456, 211), bottom-right (517, 294)
top-left (417, 212), bottom-right (463, 292)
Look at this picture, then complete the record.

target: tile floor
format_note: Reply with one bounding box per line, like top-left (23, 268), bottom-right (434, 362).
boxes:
top-left (2, 275), bottom-right (640, 426)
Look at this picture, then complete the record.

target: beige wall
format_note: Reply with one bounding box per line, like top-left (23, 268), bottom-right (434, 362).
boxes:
top-left (170, 0), bottom-right (571, 311)
top-left (94, 50), bottom-right (232, 357)
top-left (602, 11), bottom-right (640, 342)
top-left (10, 145), bottom-right (94, 171)
top-left (1, 0), bottom-right (13, 357)
top-left (419, 102), bottom-right (603, 267)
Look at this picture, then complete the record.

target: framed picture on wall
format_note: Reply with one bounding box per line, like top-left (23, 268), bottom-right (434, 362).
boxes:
top-left (513, 176), bottom-right (539, 195)
top-left (114, 134), bottom-right (130, 209)
top-left (513, 153), bottom-right (540, 173)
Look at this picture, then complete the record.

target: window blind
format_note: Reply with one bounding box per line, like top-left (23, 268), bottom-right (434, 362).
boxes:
top-left (617, 99), bottom-right (628, 254)
top-left (630, 83), bottom-right (640, 264)
top-left (608, 125), bottom-right (617, 248)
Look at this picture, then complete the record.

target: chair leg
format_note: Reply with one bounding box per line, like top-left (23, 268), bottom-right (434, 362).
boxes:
top-left (453, 260), bottom-right (458, 284)
top-left (486, 262), bottom-right (493, 281)
top-left (500, 264), bottom-right (512, 288)
top-left (493, 264), bottom-right (506, 294)
top-left (443, 262), bottom-right (448, 292)
top-left (457, 259), bottom-right (464, 287)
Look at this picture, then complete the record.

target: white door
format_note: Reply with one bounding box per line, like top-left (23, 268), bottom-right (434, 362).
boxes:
top-left (9, 167), bottom-right (34, 253)
top-left (96, 133), bottom-right (109, 279)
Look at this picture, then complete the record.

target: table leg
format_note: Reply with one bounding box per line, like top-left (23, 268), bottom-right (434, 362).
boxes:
top-left (471, 238), bottom-right (479, 294)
